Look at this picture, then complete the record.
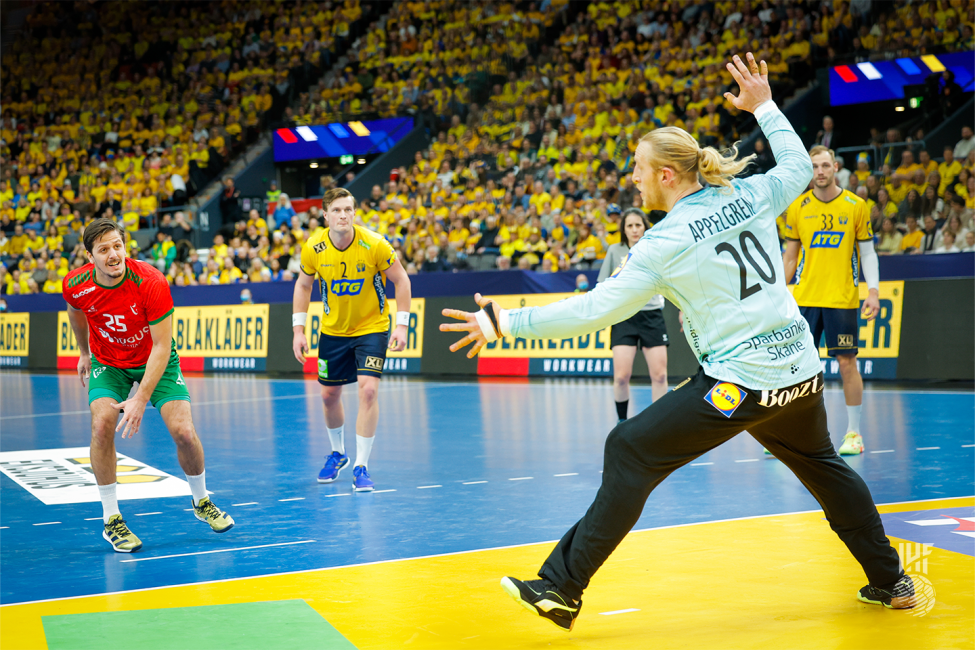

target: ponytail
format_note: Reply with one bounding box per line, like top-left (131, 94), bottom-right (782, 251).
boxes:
top-left (639, 127), bottom-right (755, 192)
top-left (698, 144), bottom-right (754, 192)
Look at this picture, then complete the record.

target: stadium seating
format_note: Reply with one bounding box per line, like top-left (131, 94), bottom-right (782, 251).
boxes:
top-left (1, 0), bottom-right (973, 293)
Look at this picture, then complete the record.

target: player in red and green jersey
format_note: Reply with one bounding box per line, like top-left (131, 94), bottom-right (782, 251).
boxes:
top-left (63, 218), bottom-right (234, 553)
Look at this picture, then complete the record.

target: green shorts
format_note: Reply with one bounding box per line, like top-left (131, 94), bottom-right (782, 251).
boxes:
top-left (88, 346), bottom-right (190, 408)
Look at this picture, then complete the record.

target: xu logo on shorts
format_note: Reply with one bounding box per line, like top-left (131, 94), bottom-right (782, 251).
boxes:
top-left (364, 356), bottom-right (383, 371)
top-left (837, 334), bottom-right (855, 347)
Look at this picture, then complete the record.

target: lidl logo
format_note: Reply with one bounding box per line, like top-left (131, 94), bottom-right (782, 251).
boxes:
top-left (704, 381), bottom-right (744, 418)
top-left (0, 447), bottom-right (194, 505)
top-left (810, 231), bottom-right (844, 248)
top-left (331, 279), bottom-right (364, 296)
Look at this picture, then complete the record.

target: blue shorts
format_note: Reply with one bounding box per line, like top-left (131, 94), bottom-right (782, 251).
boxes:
top-left (800, 306), bottom-right (858, 357)
top-left (317, 332), bottom-right (388, 385)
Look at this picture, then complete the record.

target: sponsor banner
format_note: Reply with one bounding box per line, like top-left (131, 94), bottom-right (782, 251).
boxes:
top-left (791, 280), bottom-right (904, 379)
top-left (205, 357), bottom-right (267, 372)
top-left (0, 312), bottom-right (30, 360)
top-left (478, 293), bottom-right (611, 376)
top-left (302, 298), bottom-right (425, 375)
top-left (529, 358), bottom-right (613, 376)
top-left (0, 447), bottom-right (193, 505)
top-left (57, 304), bottom-right (270, 371)
top-left (821, 357), bottom-right (897, 380)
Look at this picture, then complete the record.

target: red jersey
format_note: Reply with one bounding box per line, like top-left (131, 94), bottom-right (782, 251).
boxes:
top-left (63, 259), bottom-right (175, 368)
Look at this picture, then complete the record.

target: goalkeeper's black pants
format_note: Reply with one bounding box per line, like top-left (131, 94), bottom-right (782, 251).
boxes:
top-left (539, 367), bottom-right (903, 600)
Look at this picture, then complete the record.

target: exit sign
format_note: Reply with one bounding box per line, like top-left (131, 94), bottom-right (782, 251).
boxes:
top-left (339, 154), bottom-right (354, 164)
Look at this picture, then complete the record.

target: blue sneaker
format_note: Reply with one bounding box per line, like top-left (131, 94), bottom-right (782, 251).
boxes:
top-left (352, 465), bottom-right (374, 492)
top-left (317, 452), bottom-right (349, 483)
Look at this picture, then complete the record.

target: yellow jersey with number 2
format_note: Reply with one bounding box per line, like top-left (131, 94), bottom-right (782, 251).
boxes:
top-left (784, 188), bottom-right (872, 309)
top-left (300, 224), bottom-right (397, 337)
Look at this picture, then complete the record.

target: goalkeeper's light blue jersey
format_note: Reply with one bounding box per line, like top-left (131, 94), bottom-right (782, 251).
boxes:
top-left (506, 103), bottom-right (819, 390)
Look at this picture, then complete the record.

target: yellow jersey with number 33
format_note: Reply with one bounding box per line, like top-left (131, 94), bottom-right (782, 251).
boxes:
top-left (784, 189), bottom-right (872, 309)
top-left (300, 224), bottom-right (397, 337)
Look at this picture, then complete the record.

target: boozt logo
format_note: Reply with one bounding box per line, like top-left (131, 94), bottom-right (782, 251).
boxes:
top-left (810, 231), bottom-right (844, 248)
top-left (73, 286), bottom-right (96, 298)
top-left (330, 279), bottom-right (364, 296)
top-left (757, 375), bottom-right (823, 407)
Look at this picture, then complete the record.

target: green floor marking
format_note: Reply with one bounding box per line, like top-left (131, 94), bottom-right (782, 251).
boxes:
top-left (42, 599), bottom-right (358, 650)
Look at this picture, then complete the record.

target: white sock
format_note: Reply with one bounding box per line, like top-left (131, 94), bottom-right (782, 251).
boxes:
top-left (847, 404), bottom-right (862, 433)
top-left (327, 425), bottom-right (346, 455)
top-left (99, 483), bottom-right (120, 524)
top-left (356, 435), bottom-right (374, 469)
top-left (186, 470), bottom-right (207, 506)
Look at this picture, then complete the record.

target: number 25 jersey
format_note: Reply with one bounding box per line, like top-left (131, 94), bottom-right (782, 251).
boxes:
top-left (62, 259), bottom-right (175, 368)
top-left (784, 189), bottom-right (872, 309)
top-left (299, 225), bottom-right (397, 337)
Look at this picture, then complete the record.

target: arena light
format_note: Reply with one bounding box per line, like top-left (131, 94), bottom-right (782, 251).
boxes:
top-left (921, 55), bottom-right (945, 73)
top-left (856, 62), bottom-right (882, 80)
top-left (348, 121), bottom-right (371, 137)
top-left (296, 126), bottom-right (318, 142)
top-left (357, 158), bottom-right (366, 165)
top-left (309, 162), bottom-right (319, 168)
top-left (895, 105), bottom-right (905, 112)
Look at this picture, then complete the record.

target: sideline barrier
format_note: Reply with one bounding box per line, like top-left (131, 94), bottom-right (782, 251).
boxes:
top-left (3, 279), bottom-right (971, 382)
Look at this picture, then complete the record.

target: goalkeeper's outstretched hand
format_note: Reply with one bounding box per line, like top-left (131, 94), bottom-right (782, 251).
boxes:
top-left (440, 293), bottom-right (502, 358)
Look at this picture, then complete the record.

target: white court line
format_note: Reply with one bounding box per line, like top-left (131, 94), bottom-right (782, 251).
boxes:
top-left (84, 517), bottom-right (103, 521)
top-left (120, 540), bottom-right (316, 563)
top-left (0, 526), bottom-right (8, 529)
top-left (600, 608), bottom-right (640, 616)
top-left (231, 502), bottom-right (259, 506)
top-left (134, 512), bottom-right (162, 517)
top-left (554, 473), bottom-right (578, 477)
top-left (8, 496), bottom-right (973, 608)
top-left (8, 380), bottom-right (969, 421)
top-left (324, 493), bottom-right (350, 498)
top-left (509, 477), bottom-right (533, 481)
top-left (417, 485), bottom-right (442, 489)
top-left (462, 481), bottom-right (487, 485)
top-left (690, 462), bottom-right (714, 466)
top-left (278, 497), bottom-right (305, 502)
top-left (0, 382), bottom-right (451, 420)
top-left (963, 444), bottom-right (975, 448)
top-left (372, 489), bottom-right (397, 494)
top-left (33, 522), bottom-right (60, 526)
top-left (871, 450), bottom-right (895, 454)
top-left (735, 459), bottom-right (759, 463)
top-left (916, 447), bottom-right (941, 451)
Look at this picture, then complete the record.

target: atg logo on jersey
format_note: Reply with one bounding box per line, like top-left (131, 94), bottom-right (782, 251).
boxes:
top-left (704, 381), bottom-right (744, 418)
top-left (810, 231), bottom-right (844, 248)
top-left (330, 279), bottom-right (364, 296)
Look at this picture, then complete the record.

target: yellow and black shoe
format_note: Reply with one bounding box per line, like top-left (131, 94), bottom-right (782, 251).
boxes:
top-left (858, 575), bottom-right (916, 609)
top-left (193, 496), bottom-right (235, 533)
top-left (500, 576), bottom-right (581, 631)
top-left (102, 514), bottom-right (143, 553)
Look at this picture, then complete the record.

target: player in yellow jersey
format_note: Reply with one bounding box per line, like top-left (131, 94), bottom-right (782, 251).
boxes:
top-left (291, 188), bottom-right (413, 491)
top-left (783, 146), bottom-right (880, 456)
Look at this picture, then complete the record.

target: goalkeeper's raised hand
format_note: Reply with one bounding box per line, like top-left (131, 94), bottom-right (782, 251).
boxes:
top-left (440, 293), bottom-right (504, 358)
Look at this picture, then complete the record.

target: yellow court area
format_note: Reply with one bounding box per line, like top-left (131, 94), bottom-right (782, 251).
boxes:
top-left (3, 498), bottom-right (971, 650)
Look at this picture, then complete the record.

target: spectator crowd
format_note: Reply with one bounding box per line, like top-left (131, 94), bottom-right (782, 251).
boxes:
top-left (1, 0), bottom-right (973, 294)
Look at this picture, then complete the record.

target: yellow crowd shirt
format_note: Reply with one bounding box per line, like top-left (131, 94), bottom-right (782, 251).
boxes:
top-left (784, 189), bottom-right (872, 309)
top-left (300, 225), bottom-right (397, 337)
